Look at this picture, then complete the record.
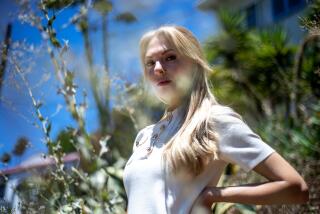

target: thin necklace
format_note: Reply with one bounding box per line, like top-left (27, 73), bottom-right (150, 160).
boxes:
top-left (142, 110), bottom-right (174, 156)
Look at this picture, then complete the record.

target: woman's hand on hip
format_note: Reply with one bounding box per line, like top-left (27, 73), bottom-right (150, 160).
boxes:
top-left (191, 186), bottom-right (222, 213)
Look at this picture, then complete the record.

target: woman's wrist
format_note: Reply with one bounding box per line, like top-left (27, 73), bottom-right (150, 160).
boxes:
top-left (203, 187), bottom-right (222, 206)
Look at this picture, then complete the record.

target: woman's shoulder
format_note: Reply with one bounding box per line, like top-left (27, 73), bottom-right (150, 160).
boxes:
top-left (209, 104), bottom-right (243, 123)
top-left (208, 105), bottom-right (275, 172)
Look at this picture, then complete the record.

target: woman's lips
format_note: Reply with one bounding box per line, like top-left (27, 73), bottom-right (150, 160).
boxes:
top-left (157, 80), bottom-right (172, 86)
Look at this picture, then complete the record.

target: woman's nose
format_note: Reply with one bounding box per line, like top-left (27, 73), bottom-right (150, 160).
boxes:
top-left (154, 61), bottom-right (165, 75)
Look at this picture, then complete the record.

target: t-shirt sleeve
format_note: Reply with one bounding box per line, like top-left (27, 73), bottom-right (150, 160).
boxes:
top-left (213, 109), bottom-right (276, 172)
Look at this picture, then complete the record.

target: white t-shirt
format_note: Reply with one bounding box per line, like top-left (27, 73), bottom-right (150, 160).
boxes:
top-left (123, 104), bottom-right (275, 214)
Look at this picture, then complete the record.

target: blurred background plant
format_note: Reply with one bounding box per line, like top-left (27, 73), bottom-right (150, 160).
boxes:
top-left (204, 0), bottom-right (320, 213)
top-left (0, 0), bottom-right (163, 213)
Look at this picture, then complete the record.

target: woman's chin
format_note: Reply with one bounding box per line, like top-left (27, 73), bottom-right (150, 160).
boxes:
top-left (155, 94), bottom-right (181, 106)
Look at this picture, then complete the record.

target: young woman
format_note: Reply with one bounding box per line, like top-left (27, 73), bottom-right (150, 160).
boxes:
top-left (123, 25), bottom-right (309, 214)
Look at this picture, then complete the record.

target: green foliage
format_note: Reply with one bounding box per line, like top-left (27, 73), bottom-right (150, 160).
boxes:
top-left (257, 101), bottom-right (320, 159)
top-left (0, 153), bottom-right (11, 164)
top-left (0, 0), bottom-right (153, 212)
top-left (1, 137), bottom-right (30, 165)
top-left (42, 0), bottom-right (80, 9)
top-left (115, 12), bottom-right (137, 23)
top-left (54, 129), bottom-right (77, 154)
top-left (0, 0), bottom-right (139, 213)
top-left (12, 137), bottom-right (30, 156)
top-left (93, 0), bottom-right (113, 15)
top-left (205, 4), bottom-right (320, 213)
top-left (206, 10), bottom-right (296, 118)
top-left (300, 0), bottom-right (320, 33)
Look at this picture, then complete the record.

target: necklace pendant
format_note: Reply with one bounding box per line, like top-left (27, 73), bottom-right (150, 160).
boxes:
top-left (135, 133), bottom-right (144, 147)
top-left (146, 146), bottom-right (153, 155)
top-left (152, 133), bottom-right (159, 140)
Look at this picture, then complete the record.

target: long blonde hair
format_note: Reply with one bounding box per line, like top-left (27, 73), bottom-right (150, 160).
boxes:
top-left (139, 25), bottom-right (234, 176)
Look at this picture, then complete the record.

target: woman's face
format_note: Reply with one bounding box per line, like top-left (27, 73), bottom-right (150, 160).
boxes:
top-left (144, 35), bottom-right (195, 108)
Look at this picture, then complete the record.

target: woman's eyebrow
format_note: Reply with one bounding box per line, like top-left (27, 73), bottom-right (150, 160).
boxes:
top-left (145, 49), bottom-right (175, 59)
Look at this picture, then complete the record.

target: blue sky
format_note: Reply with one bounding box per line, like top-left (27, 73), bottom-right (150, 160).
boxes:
top-left (0, 0), bottom-right (220, 170)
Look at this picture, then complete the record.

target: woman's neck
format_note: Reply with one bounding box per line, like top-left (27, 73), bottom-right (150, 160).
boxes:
top-left (167, 104), bottom-right (179, 112)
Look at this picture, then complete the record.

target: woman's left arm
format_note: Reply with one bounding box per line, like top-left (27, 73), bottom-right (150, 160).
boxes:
top-left (200, 152), bottom-right (309, 206)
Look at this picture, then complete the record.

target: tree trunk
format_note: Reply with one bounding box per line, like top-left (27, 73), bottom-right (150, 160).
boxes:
top-left (0, 23), bottom-right (12, 96)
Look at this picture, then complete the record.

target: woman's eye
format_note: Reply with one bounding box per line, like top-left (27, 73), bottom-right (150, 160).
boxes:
top-left (145, 60), bottom-right (155, 67)
top-left (166, 55), bottom-right (176, 61)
